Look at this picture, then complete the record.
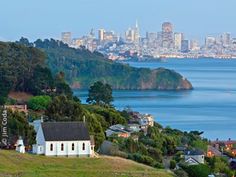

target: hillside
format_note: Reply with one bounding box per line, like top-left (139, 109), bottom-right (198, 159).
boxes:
top-left (0, 150), bottom-right (174, 177)
top-left (17, 38), bottom-right (193, 90)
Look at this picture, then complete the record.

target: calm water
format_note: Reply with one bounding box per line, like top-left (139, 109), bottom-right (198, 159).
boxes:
top-left (74, 59), bottom-right (236, 140)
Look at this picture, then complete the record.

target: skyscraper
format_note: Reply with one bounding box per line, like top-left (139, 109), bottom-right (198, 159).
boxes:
top-left (181, 40), bottom-right (189, 53)
top-left (221, 33), bottom-right (231, 46)
top-left (205, 36), bottom-right (216, 48)
top-left (134, 20), bottom-right (140, 44)
top-left (61, 32), bottom-right (72, 45)
top-left (98, 29), bottom-right (105, 41)
top-left (174, 33), bottom-right (184, 51)
top-left (125, 20), bottom-right (140, 44)
top-left (162, 22), bottom-right (174, 49)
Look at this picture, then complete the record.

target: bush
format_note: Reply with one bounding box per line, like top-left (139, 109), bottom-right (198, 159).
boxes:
top-left (183, 164), bottom-right (211, 177)
top-left (28, 95), bottom-right (52, 111)
top-left (170, 160), bottom-right (176, 169)
top-left (174, 169), bottom-right (189, 177)
top-left (128, 153), bottom-right (156, 167)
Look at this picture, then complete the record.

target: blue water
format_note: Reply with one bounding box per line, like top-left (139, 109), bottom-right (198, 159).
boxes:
top-left (74, 59), bottom-right (236, 140)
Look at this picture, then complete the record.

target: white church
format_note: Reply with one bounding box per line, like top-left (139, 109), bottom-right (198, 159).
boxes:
top-left (32, 122), bottom-right (95, 157)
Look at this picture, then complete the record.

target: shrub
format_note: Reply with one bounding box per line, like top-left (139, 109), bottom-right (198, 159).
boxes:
top-left (28, 95), bottom-right (52, 111)
top-left (170, 160), bottom-right (176, 169)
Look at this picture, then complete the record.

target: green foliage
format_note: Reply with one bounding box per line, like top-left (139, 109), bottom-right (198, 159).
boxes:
top-left (0, 108), bottom-right (35, 146)
top-left (87, 81), bottom-right (113, 106)
top-left (45, 95), bottom-right (84, 122)
top-left (54, 72), bottom-right (73, 99)
top-left (28, 95), bottom-right (52, 111)
top-left (170, 160), bottom-right (176, 169)
top-left (206, 157), bottom-right (234, 177)
top-left (191, 139), bottom-right (208, 152)
top-left (174, 169), bottom-right (189, 177)
top-left (183, 164), bottom-right (211, 177)
top-left (85, 104), bottom-right (127, 129)
top-left (28, 38), bottom-right (192, 90)
top-left (128, 153), bottom-right (156, 167)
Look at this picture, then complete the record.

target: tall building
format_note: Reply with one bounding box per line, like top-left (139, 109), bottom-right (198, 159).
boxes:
top-left (205, 36), bottom-right (216, 48)
top-left (162, 22), bottom-right (174, 49)
top-left (125, 28), bottom-right (135, 43)
top-left (189, 40), bottom-right (200, 51)
top-left (181, 40), bottom-right (189, 53)
top-left (61, 32), bottom-right (72, 45)
top-left (221, 33), bottom-right (231, 46)
top-left (174, 33), bottom-right (184, 51)
top-left (134, 20), bottom-right (140, 44)
top-left (98, 29), bottom-right (105, 41)
top-left (125, 20), bottom-right (140, 44)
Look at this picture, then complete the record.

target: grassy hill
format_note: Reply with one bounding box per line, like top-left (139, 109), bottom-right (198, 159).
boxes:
top-left (0, 151), bottom-right (174, 177)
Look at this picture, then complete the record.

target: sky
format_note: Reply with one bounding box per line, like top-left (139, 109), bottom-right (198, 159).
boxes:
top-left (0, 0), bottom-right (235, 42)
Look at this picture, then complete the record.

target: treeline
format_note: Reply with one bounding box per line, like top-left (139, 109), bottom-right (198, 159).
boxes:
top-left (0, 42), bottom-right (72, 104)
top-left (16, 37), bottom-right (193, 90)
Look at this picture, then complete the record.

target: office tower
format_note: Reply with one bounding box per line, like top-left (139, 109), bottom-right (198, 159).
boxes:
top-left (61, 32), bottom-right (72, 45)
top-left (98, 29), bottom-right (105, 41)
top-left (181, 40), bottom-right (189, 53)
top-left (174, 33), bottom-right (184, 51)
top-left (125, 28), bottom-right (135, 43)
top-left (125, 20), bottom-right (140, 44)
top-left (162, 22), bottom-right (174, 49)
top-left (134, 20), bottom-right (140, 44)
top-left (205, 36), bottom-right (216, 48)
top-left (146, 32), bottom-right (157, 42)
top-left (221, 33), bottom-right (231, 46)
top-left (190, 40), bottom-right (200, 51)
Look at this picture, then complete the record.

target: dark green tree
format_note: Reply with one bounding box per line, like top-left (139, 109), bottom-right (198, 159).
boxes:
top-left (86, 81), bottom-right (113, 106)
top-left (45, 95), bottom-right (83, 122)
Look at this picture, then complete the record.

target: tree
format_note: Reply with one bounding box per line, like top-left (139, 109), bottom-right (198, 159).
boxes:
top-left (86, 81), bottom-right (113, 106)
top-left (28, 95), bottom-right (52, 111)
top-left (183, 164), bottom-right (211, 177)
top-left (45, 95), bottom-right (83, 122)
top-left (54, 72), bottom-right (73, 99)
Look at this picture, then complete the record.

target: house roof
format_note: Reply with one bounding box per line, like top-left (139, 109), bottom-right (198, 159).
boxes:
top-left (184, 149), bottom-right (204, 156)
top-left (185, 157), bottom-right (200, 165)
top-left (41, 122), bottom-right (90, 141)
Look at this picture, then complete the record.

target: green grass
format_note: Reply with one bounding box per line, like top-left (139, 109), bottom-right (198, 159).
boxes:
top-left (0, 150), bottom-right (174, 177)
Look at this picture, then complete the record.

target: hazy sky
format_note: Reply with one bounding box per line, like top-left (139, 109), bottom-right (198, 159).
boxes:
top-left (0, 0), bottom-right (235, 41)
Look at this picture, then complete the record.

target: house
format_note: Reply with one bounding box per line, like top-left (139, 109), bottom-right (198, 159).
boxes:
top-left (5, 105), bottom-right (28, 115)
top-left (32, 122), bottom-right (94, 157)
top-left (128, 112), bottom-right (154, 131)
top-left (125, 124), bottom-right (141, 133)
top-left (105, 124), bottom-right (130, 138)
top-left (142, 114), bottom-right (154, 127)
top-left (184, 150), bottom-right (205, 165)
top-left (207, 145), bottom-right (222, 157)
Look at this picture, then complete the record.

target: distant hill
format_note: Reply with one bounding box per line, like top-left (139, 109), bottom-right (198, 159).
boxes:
top-left (0, 41), bottom-right (73, 104)
top-left (17, 38), bottom-right (192, 90)
top-left (0, 150), bottom-right (174, 177)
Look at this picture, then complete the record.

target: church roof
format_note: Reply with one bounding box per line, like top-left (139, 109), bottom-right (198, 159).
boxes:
top-left (41, 122), bottom-right (90, 141)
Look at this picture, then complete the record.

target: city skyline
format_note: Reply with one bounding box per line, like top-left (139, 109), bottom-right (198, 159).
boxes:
top-left (1, 0), bottom-right (236, 41)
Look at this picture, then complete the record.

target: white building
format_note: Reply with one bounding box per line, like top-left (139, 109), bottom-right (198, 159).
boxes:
top-left (184, 150), bottom-right (205, 165)
top-left (15, 136), bottom-right (25, 154)
top-left (33, 122), bottom-right (94, 157)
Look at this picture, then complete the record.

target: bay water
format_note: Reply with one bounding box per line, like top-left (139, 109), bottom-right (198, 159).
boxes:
top-left (74, 59), bottom-right (236, 140)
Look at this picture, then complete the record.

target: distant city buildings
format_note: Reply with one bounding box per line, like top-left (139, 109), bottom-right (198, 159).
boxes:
top-left (61, 21), bottom-right (236, 60)
top-left (61, 32), bottom-right (72, 45)
top-left (174, 33), bottom-right (184, 51)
